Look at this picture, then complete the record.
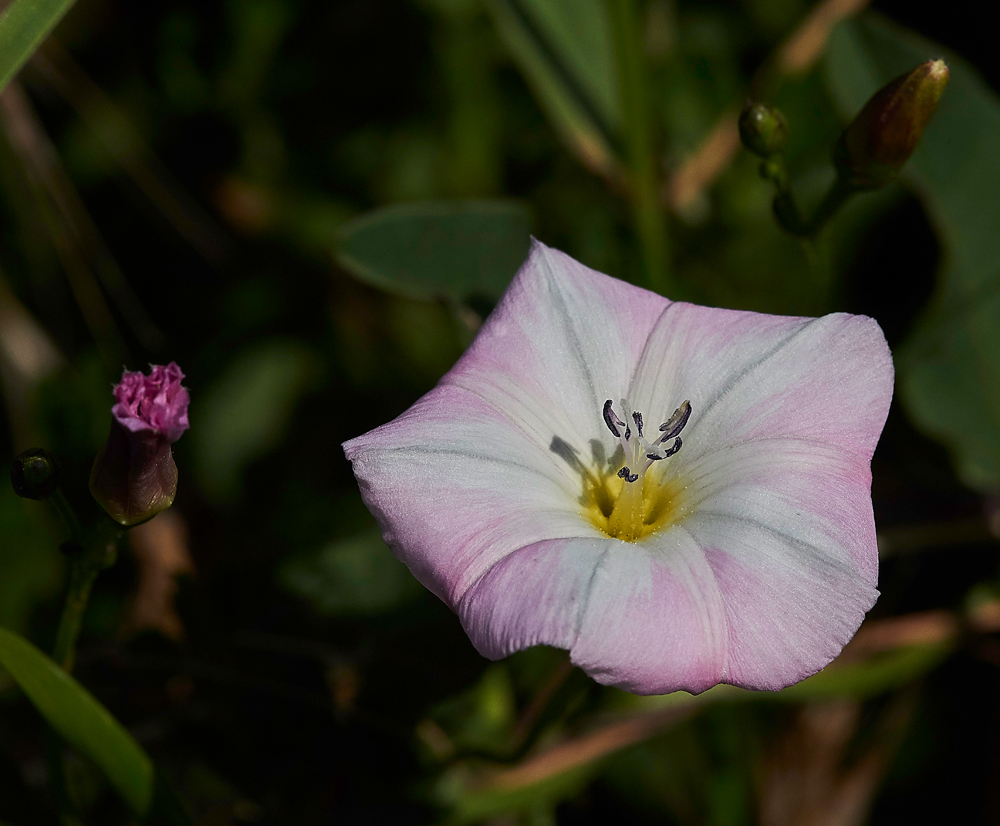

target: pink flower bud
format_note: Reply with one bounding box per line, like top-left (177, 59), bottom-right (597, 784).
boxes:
top-left (90, 363), bottom-right (190, 525)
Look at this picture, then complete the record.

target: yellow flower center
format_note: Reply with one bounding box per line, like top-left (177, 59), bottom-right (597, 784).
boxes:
top-left (579, 398), bottom-right (693, 542)
top-left (582, 463), bottom-right (689, 542)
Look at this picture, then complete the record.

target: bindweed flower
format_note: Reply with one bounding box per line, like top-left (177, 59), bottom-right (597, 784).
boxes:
top-left (90, 363), bottom-right (190, 526)
top-left (344, 243), bottom-right (893, 695)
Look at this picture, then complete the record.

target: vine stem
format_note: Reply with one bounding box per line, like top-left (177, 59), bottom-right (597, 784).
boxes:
top-left (609, 0), bottom-right (670, 294)
top-left (51, 519), bottom-right (120, 671)
top-left (45, 492), bottom-right (122, 821)
top-left (52, 560), bottom-right (103, 671)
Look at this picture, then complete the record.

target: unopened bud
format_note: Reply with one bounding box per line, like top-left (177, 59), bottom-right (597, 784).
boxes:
top-left (739, 102), bottom-right (790, 159)
top-left (835, 59), bottom-right (949, 188)
top-left (90, 363), bottom-right (190, 526)
top-left (10, 448), bottom-right (60, 500)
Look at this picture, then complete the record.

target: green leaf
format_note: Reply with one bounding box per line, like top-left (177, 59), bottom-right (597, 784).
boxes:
top-left (0, 627), bottom-right (153, 815)
top-left (825, 14), bottom-right (1000, 490)
top-left (0, 0), bottom-right (77, 92)
top-left (482, 0), bottom-right (621, 176)
top-left (278, 528), bottom-right (423, 615)
top-left (0, 487), bottom-right (62, 635)
top-left (776, 643), bottom-right (951, 701)
top-left (334, 200), bottom-right (532, 303)
top-left (192, 339), bottom-right (322, 502)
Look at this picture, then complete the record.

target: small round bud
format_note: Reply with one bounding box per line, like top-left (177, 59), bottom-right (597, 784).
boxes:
top-left (835, 59), bottom-right (949, 189)
top-left (10, 448), bottom-right (60, 500)
top-left (739, 102), bottom-right (790, 159)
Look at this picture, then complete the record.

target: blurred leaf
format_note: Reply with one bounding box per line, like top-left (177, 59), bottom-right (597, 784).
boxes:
top-left (482, 0), bottom-right (622, 177)
top-left (192, 339), bottom-right (321, 502)
top-left (439, 761), bottom-right (593, 826)
top-left (429, 663), bottom-right (517, 757)
top-left (0, 487), bottom-right (62, 634)
top-left (278, 527), bottom-right (422, 615)
top-left (335, 200), bottom-right (531, 302)
top-left (777, 643), bottom-right (951, 701)
top-left (825, 14), bottom-right (1000, 490)
top-left (0, 0), bottom-right (76, 92)
top-left (452, 640), bottom-right (949, 821)
top-left (0, 627), bottom-right (153, 815)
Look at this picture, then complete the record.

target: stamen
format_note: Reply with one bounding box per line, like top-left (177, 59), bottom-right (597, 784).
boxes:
top-left (632, 411), bottom-right (644, 438)
top-left (594, 398), bottom-right (693, 542)
top-left (602, 399), bottom-right (621, 438)
top-left (661, 436), bottom-right (682, 458)
top-left (618, 399), bottom-right (633, 441)
top-left (617, 466), bottom-right (638, 483)
top-left (659, 400), bottom-right (692, 440)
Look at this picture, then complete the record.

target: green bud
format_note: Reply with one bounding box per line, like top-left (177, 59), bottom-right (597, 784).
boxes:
top-left (10, 448), bottom-right (60, 500)
top-left (738, 102), bottom-right (790, 159)
top-left (835, 59), bottom-right (949, 188)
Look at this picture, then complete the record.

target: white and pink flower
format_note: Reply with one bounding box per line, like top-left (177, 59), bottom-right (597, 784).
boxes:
top-left (344, 242), bottom-right (893, 695)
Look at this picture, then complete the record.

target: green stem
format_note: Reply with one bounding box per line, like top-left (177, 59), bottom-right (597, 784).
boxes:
top-left (50, 489), bottom-right (84, 544)
top-left (52, 560), bottom-right (102, 672)
top-left (48, 493), bottom-right (122, 671)
top-left (609, 0), bottom-right (669, 293)
top-left (762, 160), bottom-right (858, 239)
top-left (804, 175), bottom-right (855, 236)
top-left (44, 728), bottom-right (85, 826)
top-left (45, 496), bottom-right (121, 821)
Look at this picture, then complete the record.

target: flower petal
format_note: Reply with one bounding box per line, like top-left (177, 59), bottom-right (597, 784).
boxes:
top-left (569, 531), bottom-right (730, 694)
top-left (445, 240), bottom-right (669, 451)
top-left (629, 305), bottom-right (893, 461)
top-left (344, 384), bottom-right (604, 605)
top-left (459, 533), bottom-right (730, 696)
top-left (682, 438), bottom-right (879, 581)
top-left (458, 537), bottom-right (607, 658)
top-left (676, 438), bottom-right (879, 689)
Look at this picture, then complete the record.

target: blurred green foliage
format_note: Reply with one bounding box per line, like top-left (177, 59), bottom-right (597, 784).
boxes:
top-left (0, 0), bottom-right (999, 823)
top-left (0, 0), bottom-right (77, 91)
top-left (827, 15), bottom-right (1000, 492)
top-left (335, 199), bottom-right (532, 303)
top-left (0, 628), bottom-right (153, 815)
top-left (279, 526), bottom-right (423, 615)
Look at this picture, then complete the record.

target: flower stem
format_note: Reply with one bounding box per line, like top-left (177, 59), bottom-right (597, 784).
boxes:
top-left (48, 487), bottom-right (124, 671)
top-left (43, 494), bottom-right (121, 820)
top-left (609, 0), bottom-right (670, 294)
top-left (762, 158), bottom-right (858, 239)
top-left (52, 561), bottom-right (102, 672)
top-left (805, 175), bottom-right (854, 236)
top-left (50, 489), bottom-right (84, 544)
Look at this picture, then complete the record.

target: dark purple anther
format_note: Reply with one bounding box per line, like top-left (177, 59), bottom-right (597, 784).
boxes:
top-left (632, 411), bottom-right (644, 438)
top-left (661, 437), bottom-right (682, 458)
top-left (659, 400), bottom-right (692, 441)
top-left (617, 466), bottom-right (638, 483)
top-left (603, 399), bottom-right (622, 438)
